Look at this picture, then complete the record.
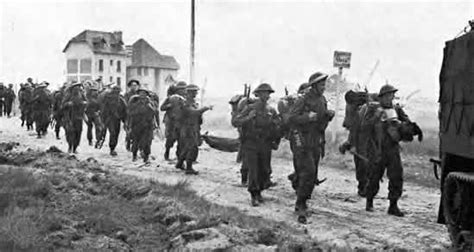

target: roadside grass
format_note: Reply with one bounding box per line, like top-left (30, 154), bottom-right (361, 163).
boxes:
top-left (0, 148), bottom-right (321, 251)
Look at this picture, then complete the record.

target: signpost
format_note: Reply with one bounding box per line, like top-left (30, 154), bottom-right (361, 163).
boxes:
top-left (332, 51), bottom-right (352, 143)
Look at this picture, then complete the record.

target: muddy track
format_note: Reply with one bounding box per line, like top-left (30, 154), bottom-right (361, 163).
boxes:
top-left (0, 117), bottom-right (450, 250)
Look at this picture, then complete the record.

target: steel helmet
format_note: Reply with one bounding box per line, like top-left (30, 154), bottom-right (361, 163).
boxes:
top-left (186, 84), bottom-right (200, 91)
top-left (308, 72), bottom-right (328, 86)
top-left (378, 84), bottom-right (398, 97)
top-left (253, 83), bottom-right (274, 94)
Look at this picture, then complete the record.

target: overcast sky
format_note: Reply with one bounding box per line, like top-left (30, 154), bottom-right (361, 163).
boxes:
top-left (0, 0), bottom-right (472, 98)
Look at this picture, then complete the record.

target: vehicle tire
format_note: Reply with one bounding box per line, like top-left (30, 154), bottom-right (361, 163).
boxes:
top-left (443, 173), bottom-right (463, 245)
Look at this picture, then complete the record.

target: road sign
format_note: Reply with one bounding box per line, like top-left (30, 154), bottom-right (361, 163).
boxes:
top-left (333, 51), bottom-right (352, 68)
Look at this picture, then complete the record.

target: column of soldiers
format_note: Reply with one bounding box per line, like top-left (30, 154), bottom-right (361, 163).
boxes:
top-left (229, 71), bottom-right (421, 224)
top-left (5, 70), bottom-right (421, 225)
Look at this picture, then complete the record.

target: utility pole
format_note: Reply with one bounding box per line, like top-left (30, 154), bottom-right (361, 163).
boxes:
top-left (190, 0), bottom-right (195, 84)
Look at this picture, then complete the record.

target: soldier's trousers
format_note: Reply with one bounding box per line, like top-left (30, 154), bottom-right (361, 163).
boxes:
top-left (293, 146), bottom-right (320, 203)
top-left (65, 119), bottom-right (83, 151)
top-left (86, 114), bottom-right (104, 143)
top-left (242, 143), bottom-right (272, 194)
top-left (131, 127), bottom-right (154, 158)
top-left (104, 119), bottom-right (121, 151)
top-left (177, 126), bottom-right (199, 162)
top-left (53, 113), bottom-right (62, 137)
top-left (0, 101), bottom-right (3, 116)
top-left (34, 110), bottom-right (50, 135)
top-left (165, 122), bottom-right (179, 149)
top-left (365, 147), bottom-right (403, 200)
top-left (4, 101), bottom-right (13, 116)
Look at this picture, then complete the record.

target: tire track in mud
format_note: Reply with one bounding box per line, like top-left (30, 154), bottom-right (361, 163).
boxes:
top-left (0, 117), bottom-right (450, 250)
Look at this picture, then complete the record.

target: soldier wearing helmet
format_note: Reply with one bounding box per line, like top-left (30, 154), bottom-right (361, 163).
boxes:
top-left (232, 83), bottom-right (281, 207)
top-left (61, 82), bottom-right (87, 153)
top-left (85, 86), bottom-right (105, 149)
top-left (160, 81), bottom-right (188, 160)
top-left (175, 84), bottom-right (213, 175)
top-left (100, 84), bottom-right (127, 156)
top-left (363, 84), bottom-right (410, 217)
top-left (288, 72), bottom-right (335, 224)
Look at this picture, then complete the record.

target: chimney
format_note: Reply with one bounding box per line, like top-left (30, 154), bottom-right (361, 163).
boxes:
top-left (113, 31), bottom-right (123, 43)
top-left (125, 45), bottom-right (133, 58)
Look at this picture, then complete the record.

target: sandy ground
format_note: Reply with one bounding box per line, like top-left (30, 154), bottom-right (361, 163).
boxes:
top-left (0, 116), bottom-right (450, 250)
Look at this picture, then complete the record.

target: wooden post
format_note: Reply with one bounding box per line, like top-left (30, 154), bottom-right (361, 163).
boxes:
top-left (332, 67), bottom-right (343, 143)
top-left (190, 0), bottom-right (195, 84)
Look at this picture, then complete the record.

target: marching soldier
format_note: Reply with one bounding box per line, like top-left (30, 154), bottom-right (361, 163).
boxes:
top-left (100, 85), bottom-right (127, 156)
top-left (61, 82), bottom-right (87, 153)
top-left (85, 86), bottom-right (104, 148)
top-left (19, 82), bottom-right (34, 130)
top-left (288, 72), bottom-right (335, 223)
top-left (161, 81), bottom-right (187, 160)
top-left (175, 84), bottom-right (212, 174)
top-left (0, 83), bottom-right (5, 116)
top-left (4, 84), bottom-right (16, 118)
top-left (232, 83), bottom-right (281, 207)
top-left (124, 79), bottom-right (140, 151)
top-left (31, 82), bottom-right (53, 138)
top-left (364, 84), bottom-right (410, 217)
top-left (128, 88), bottom-right (156, 163)
top-left (52, 85), bottom-right (66, 139)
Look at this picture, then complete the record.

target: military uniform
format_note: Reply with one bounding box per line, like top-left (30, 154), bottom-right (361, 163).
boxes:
top-left (19, 83), bottom-right (35, 130)
top-left (31, 83), bottom-right (53, 138)
top-left (288, 73), bottom-right (334, 223)
top-left (128, 88), bottom-right (156, 163)
top-left (364, 85), bottom-right (410, 217)
top-left (229, 94), bottom-right (247, 185)
top-left (61, 83), bottom-right (87, 153)
top-left (52, 87), bottom-right (65, 139)
top-left (4, 84), bottom-right (16, 117)
top-left (175, 84), bottom-right (211, 174)
top-left (100, 86), bottom-right (127, 156)
top-left (0, 84), bottom-right (5, 116)
top-left (232, 83), bottom-right (281, 206)
top-left (85, 88), bottom-right (104, 148)
top-left (124, 79), bottom-right (141, 151)
top-left (161, 82), bottom-right (187, 160)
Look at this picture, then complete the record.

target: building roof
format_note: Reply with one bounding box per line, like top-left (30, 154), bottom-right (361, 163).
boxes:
top-left (63, 30), bottom-right (127, 56)
top-left (129, 39), bottom-right (179, 70)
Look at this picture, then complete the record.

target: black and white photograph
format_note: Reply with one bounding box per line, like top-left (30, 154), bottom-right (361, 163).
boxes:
top-left (0, 0), bottom-right (473, 250)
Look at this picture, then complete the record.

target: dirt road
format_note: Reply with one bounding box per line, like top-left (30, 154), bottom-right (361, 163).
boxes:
top-left (0, 116), bottom-right (450, 250)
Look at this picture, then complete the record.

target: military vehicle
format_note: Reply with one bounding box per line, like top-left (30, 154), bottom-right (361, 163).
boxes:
top-left (434, 20), bottom-right (474, 250)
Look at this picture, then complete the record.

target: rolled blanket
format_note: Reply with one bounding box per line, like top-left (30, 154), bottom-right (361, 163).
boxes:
top-left (202, 133), bottom-right (240, 152)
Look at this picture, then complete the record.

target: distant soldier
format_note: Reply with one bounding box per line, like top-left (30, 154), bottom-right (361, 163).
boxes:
top-left (128, 88), bottom-right (156, 163)
top-left (175, 84), bottom-right (212, 174)
top-left (288, 72), bottom-right (335, 223)
top-left (85, 86), bottom-right (104, 148)
top-left (52, 85), bottom-right (67, 139)
top-left (100, 85), bottom-right (127, 156)
top-left (31, 82), bottom-right (53, 138)
top-left (363, 84), bottom-right (410, 217)
top-left (229, 93), bottom-right (248, 186)
top-left (232, 83), bottom-right (281, 207)
top-left (19, 81), bottom-right (34, 130)
top-left (0, 83), bottom-right (5, 116)
top-left (160, 81), bottom-right (187, 160)
top-left (124, 79), bottom-right (140, 151)
top-left (4, 84), bottom-right (16, 117)
top-left (61, 83), bottom-right (87, 153)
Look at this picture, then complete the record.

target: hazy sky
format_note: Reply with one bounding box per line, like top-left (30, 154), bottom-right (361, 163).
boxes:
top-left (0, 0), bottom-right (472, 98)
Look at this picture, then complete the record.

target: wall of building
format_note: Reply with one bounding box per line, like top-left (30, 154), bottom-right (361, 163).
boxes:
top-left (64, 43), bottom-right (128, 90)
top-left (94, 53), bottom-right (128, 90)
top-left (157, 69), bottom-right (178, 100)
top-left (64, 43), bottom-right (95, 83)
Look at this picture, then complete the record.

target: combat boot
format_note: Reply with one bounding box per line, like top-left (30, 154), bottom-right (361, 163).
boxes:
top-left (143, 155), bottom-right (150, 164)
top-left (175, 159), bottom-right (185, 170)
top-left (366, 197), bottom-right (374, 212)
top-left (132, 153), bottom-right (138, 162)
top-left (110, 149), bottom-right (117, 156)
top-left (88, 140), bottom-right (93, 146)
top-left (185, 161), bottom-right (199, 175)
top-left (388, 199), bottom-right (405, 217)
top-left (164, 148), bottom-right (170, 160)
top-left (256, 191), bottom-right (264, 203)
top-left (250, 192), bottom-right (259, 207)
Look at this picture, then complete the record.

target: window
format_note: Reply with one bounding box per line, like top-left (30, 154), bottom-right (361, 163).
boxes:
top-left (110, 76), bottom-right (113, 83)
top-left (137, 67), bottom-right (142, 76)
top-left (67, 75), bottom-right (78, 83)
top-left (117, 77), bottom-right (121, 87)
top-left (117, 60), bottom-right (121, 72)
top-left (144, 67), bottom-right (148, 76)
top-left (79, 75), bottom-right (92, 82)
top-left (67, 59), bottom-right (78, 74)
top-left (80, 58), bottom-right (91, 73)
top-left (110, 60), bottom-right (113, 66)
top-left (98, 59), bottom-right (104, 72)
